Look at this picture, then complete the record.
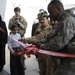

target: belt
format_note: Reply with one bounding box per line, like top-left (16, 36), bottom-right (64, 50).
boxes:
top-left (12, 47), bottom-right (20, 52)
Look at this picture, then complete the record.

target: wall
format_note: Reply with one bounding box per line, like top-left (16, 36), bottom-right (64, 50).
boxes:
top-left (0, 0), bottom-right (7, 20)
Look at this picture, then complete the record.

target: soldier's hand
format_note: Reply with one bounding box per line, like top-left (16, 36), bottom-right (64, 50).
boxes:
top-left (17, 20), bottom-right (20, 24)
top-left (51, 20), bottom-right (58, 25)
top-left (14, 19), bottom-right (19, 23)
top-left (33, 40), bottom-right (41, 44)
top-left (40, 44), bottom-right (45, 49)
top-left (36, 42), bottom-right (42, 48)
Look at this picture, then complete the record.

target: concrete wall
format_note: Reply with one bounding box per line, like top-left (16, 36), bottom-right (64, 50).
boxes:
top-left (0, 0), bottom-right (7, 20)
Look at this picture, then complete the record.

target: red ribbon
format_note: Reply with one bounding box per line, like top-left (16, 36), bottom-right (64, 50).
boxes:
top-left (17, 45), bottom-right (75, 58)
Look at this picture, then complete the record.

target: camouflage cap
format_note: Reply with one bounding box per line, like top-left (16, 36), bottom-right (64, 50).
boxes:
top-left (41, 13), bottom-right (48, 18)
top-left (38, 11), bottom-right (48, 19)
top-left (14, 7), bottom-right (20, 12)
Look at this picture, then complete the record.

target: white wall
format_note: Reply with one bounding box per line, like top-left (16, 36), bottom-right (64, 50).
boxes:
top-left (0, 0), bottom-right (7, 20)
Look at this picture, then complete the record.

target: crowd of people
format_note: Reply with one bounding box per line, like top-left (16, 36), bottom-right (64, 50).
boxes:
top-left (0, 0), bottom-right (75, 75)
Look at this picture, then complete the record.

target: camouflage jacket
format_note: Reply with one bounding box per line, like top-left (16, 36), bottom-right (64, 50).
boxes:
top-left (9, 15), bottom-right (27, 37)
top-left (34, 23), bottom-right (44, 35)
top-left (40, 11), bottom-right (75, 53)
top-left (25, 24), bottom-right (53, 44)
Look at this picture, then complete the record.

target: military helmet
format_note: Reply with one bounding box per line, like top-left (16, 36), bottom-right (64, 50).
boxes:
top-left (14, 7), bottom-right (21, 12)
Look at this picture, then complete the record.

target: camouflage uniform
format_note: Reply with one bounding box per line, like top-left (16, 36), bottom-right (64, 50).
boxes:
top-left (35, 23), bottom-right (48, 75)
top-left (25, 12), bottom-right (56, 75)
top-left (34, 23), bottom-right (43, 35)
top-left (25, 24), bottom-right (53, 44)
top-left (9, 15), bottom-right (27, 37)
top-left (25, 23), bottom-right (55, 75)
top-left (40, 11), bottom-right (75, 75)
top-left (43, 24), bottom-right (59, 75)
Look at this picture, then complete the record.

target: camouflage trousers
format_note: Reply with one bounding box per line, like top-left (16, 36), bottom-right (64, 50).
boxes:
top-left (54, 59), bottom-right (75, 75)
top-left (38, 55), bottom-right (59, 75)
top-left (38, 55), bottom-right (47, 75)
top-left (46, 55), bottom-right (55, 75)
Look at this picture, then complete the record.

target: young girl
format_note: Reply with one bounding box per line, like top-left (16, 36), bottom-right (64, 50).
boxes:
top-left (8, 24), bottom-right (25, 75)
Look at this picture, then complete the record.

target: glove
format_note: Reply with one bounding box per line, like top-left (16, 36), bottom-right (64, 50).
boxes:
top-left (35, 43), bottom-right (42, 48)
top-left (40, 44), bottom-right (45, 49)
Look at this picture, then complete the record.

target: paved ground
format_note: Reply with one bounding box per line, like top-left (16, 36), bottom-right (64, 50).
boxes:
top-left (25, 55), bottom-right (39, 75)
top-left (0, 44), bottom-right (39, 75)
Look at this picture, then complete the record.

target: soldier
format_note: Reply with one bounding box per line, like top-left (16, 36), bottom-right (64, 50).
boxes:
top-left (46, 20), bottom-right (59, 75)
top-left (19, 12), bottom-right (54, 75)
top-left (40, 0), bottom-right (75, 75)
top-left (31, 11), bottom-right (44, 37)
top-left (31, 11), bottom-right (46, 59)
top-left (24, 12), bottom-right (53, 44)
top-left (9, 7), bottom-right (27, 70)
top-left (9, 7), bottom-right (27, 37)
top-left (37, 20), bottom-right (59, 75)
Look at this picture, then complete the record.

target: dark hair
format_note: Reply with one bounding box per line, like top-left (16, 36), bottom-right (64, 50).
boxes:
top-left (11, 24), bottom-right (18, 30)
top-left (48, 0), bottom-right (64, 11)
top-left (0, 15), bottom-right (2, 21)
top-left (14, 7), bottom-right (20, 12)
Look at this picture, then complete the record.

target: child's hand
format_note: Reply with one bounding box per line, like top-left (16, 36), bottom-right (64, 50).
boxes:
top-left (12, 52), bottom-right (17, 55)
top-left (18, 39), bottom-right (26, 43)
top-left (18, 39), bottom-right (24, 42)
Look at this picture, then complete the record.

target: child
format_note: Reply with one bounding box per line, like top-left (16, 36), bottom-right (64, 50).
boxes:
top-left (8, 24), bottom-right (25, 75)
